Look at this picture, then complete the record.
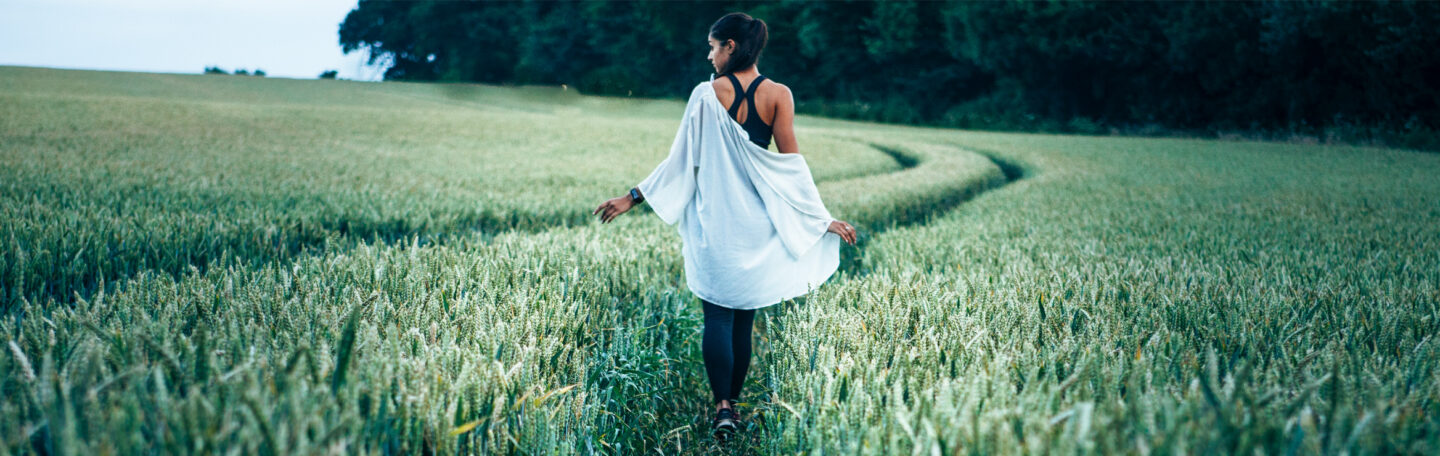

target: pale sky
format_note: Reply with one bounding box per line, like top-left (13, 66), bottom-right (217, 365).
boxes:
top-left (0, 0), bottom-right (387, 80)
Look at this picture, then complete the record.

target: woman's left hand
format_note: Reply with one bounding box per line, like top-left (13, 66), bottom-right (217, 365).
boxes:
top-left (593, 195), bottom-right (635, 224)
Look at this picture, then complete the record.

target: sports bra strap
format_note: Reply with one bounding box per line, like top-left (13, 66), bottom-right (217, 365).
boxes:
top-left (723, 74), bottom-right (744, 114)
top-left (744, 75), bottom-right (766, 102)
top-left (723, 73), bottom-right (767, 118)
top-left (719, 73), bottom-right (774, 148)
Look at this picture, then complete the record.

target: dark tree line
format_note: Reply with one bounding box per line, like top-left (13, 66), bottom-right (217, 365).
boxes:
top-left (339, 0), bottom-right (1440, 150)
top-left (204, 66), bottom-right (266, 76)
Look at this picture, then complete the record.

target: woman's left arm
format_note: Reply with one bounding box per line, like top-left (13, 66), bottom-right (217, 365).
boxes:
top-left (594, 188), bottom-right (641, 224)
top-left (594, 82), bottom-right (706, 225)
top-left (771, 84), bottom-right (799, 154)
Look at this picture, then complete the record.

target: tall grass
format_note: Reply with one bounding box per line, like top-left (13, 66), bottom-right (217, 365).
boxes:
top-left (2, 66), bottom-right (1437, 454)
top-left (0, 67), bottom-right (897, 312)
top-left (757, 133), bottom-right (1440, 454)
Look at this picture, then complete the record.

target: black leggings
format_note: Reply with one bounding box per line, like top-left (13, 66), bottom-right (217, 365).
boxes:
top-left (701, 299), bottom-right (756, 405)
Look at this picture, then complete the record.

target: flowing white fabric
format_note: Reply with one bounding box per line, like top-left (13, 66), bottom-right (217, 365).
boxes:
top-left (636, 76), bottom-right (840, 310)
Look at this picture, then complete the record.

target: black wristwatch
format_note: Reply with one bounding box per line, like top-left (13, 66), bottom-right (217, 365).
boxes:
top-left (629, 187), bottom-right (645, 204)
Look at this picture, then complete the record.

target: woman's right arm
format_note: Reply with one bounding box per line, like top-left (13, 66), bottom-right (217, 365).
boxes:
top-left (771, 84), bottom-right (799, 154)
top-left (770, 84), bottom-right (854, 244)
top-left (828, 220), bottom-right (857, 245)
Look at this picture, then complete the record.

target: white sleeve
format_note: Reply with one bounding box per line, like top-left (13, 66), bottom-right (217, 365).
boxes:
top-left (738, 146), bottom-right (835, 259)
top-left (635, 89), bottom-right (702, 225)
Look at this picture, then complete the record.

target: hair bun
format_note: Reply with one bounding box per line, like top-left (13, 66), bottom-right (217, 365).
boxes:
top-left (711, 12), bottom-right (768, 75)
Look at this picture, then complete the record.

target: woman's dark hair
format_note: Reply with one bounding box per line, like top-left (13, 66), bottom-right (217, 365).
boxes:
top-left (710, 12), bottom-right (768, 76)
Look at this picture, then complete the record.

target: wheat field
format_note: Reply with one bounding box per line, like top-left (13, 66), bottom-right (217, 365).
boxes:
top-left (1, 66), bottom-right (1437, 454)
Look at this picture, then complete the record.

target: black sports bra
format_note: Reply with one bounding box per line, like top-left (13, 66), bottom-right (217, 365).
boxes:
top-left (722, 73), bottom-right (773, 149)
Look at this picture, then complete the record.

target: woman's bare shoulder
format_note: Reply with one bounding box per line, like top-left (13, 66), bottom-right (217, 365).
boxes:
top-left (709, 77), bottom-right (787, 95)
top-left (767, 80), bottom-right (792, 99)
top-left (709, 79), bottom-right (733, 94)
top-left (766, 81), bottom-right (793, 112)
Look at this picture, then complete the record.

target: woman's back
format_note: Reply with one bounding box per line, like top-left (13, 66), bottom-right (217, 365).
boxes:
top-left (712, 74), bottom-right (777, 149)
top-left (594, 11), bottom-right (856, 436)
top-left (627, 79), bottom-right (839, 308)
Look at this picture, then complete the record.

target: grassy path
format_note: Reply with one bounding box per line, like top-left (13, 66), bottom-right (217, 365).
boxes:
top-left (751, 131), bottom-right (1440, 454)
top-left (1, 67), bottom-right (1014, 453)
top-left (578, 139), bottom-right (1019, 453)
top-left (5, 68), bottom-right (1437, 454)
top-left (0, 67), bottom-right (898, 312)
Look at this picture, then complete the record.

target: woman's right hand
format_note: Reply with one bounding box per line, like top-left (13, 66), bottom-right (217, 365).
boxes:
top-left (828, 220), bottom-right (857, 246)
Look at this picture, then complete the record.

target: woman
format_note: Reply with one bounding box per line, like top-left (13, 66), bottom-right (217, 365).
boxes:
top-left (592, 12), bottom-right (858, 438)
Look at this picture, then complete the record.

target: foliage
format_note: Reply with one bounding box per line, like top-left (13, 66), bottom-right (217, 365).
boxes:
top-left (338, 0), bottom-right (1440, 150)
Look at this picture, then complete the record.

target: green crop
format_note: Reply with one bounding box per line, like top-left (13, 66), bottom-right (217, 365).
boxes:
top-left (1, 66), bottom-right (1436, 454)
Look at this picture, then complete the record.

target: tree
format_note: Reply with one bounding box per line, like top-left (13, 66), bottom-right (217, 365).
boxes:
top-left (335, 0), bottom-right (1440, 148)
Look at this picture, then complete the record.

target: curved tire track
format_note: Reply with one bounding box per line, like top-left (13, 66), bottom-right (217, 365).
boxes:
top-left (583, 136), bottom-right (1031, 452)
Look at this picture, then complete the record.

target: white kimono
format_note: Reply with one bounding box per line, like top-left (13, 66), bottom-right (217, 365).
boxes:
top-left (636, 76), bottom-right (840, 310)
